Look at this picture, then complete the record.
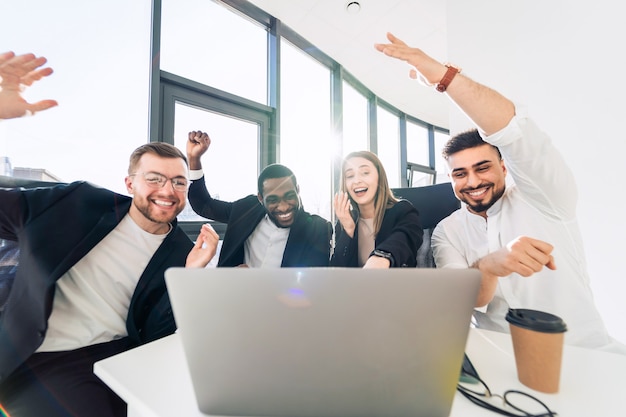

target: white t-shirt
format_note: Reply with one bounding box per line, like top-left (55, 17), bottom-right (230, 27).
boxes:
top-left (37, 214), bottom-right (168, 352)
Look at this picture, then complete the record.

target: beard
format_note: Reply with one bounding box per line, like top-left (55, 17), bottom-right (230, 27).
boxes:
top-left (461, 184), bottom-right (505, 215)
top-left (133, 196), bottom-right (183, 226)
top-left (268, 207), bottom-right (297, 228)
top-left (266, 199), bottom-right (300, 228)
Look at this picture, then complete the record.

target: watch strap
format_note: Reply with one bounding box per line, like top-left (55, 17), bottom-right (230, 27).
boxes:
top-left (435, 64), bottom-right (461, 93)
top-left (371, 249), bottom-right (395, 267)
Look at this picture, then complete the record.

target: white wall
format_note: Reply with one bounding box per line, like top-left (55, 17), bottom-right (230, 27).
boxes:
top-left (447, 0), bottom-right (626, 344)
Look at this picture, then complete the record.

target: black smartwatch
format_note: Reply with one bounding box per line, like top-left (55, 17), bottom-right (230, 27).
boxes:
top-left (371, 249), bottom-right (395, 267)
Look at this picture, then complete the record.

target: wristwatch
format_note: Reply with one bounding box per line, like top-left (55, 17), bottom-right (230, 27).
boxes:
top-left (372, 249), bottom-right (395, 267)
top-left (435, 63), bottom-right (461, 93)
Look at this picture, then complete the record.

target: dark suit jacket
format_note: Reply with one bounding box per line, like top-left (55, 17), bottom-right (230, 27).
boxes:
top-left (0, 181), bottom-right (193, 382)
top-left (188, 177), bottom-right (331, 267)
top-left (331, 199), bottom-right (424, 267)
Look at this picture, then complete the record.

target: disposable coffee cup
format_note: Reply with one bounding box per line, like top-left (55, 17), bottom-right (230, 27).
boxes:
top-left (505, 308), bottom-right (567, 393)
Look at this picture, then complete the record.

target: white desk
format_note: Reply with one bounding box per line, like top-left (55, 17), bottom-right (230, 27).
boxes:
top-left (94, 328), bottom-right (626, 417)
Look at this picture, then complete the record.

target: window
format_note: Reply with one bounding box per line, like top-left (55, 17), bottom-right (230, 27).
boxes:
top-left (407, 120), bottom-right (430, 167)
top-left (2, 0), bottom-right (447, 214)
top-left (1, 0), bottom-right (449, 243)
top-left (155, 0), bottom-right (449, 223)
top-left (161, 0), bottom-right (268, 105)
top-left (434, 129), bottom-right (450, 183)
top-left (376, 105), bottom-right (400, 188)
top-left (0, 0), bottom-right (152, 195)
top-left (341, 81), bottom-right (369, 156)
top-left (407, 120), bottom-right (436, 186)
top-left (279, 39), bottom-right (332, 220)
top-left (159, 73), bottom-right (272, 219)
top-left (172, 103), bottom-right (260, 221)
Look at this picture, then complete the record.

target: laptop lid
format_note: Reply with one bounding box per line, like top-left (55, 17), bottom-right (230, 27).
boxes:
top-left (165, 267), bottom-right (481, 417)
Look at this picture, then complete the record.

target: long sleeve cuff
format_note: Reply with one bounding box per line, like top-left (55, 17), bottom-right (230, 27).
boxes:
top-left (189, 169), bottom-right (204, 180)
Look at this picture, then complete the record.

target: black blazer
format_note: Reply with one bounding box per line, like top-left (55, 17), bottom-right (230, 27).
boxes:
top-left (331, 199), bottom-right (424, 267)
top-left (0, 181), bottom-right (193, 382)
top-left (188, 177), bottom-right (331, 267)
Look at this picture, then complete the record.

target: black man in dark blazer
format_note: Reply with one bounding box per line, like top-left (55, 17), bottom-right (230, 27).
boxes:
top-left (187, 130), bottom-right (332, 268)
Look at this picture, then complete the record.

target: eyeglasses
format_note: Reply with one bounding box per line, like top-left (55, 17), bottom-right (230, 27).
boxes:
top-left (130, 172), bottom-right (189, 192)
top-left (458, 357), bottom-right (557, 417)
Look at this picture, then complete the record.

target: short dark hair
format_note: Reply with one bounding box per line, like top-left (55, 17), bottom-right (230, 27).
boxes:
top-left (257, 164), bottom-right (297, 195)
top-left (128, 142), bottom-right (188, 174)
top-left (442, 128), bottom-right (502, 161)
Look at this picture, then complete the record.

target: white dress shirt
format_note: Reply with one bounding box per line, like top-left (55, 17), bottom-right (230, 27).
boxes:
top-left (244, 215), bottom-right (289, 268)
top-left (432, 106), bottom-right (623, 353)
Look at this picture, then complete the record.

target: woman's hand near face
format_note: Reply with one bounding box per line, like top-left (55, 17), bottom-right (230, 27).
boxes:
top-left (334, 192), bottom-right (356, 238)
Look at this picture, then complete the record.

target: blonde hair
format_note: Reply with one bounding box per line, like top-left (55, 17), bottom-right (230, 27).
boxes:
top-left (128, 142), bottom-right (187, 174)
top-left (340, 150), bottom-right (398, 235)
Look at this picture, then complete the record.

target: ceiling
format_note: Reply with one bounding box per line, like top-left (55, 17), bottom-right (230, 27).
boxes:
top-left (246, 0), bottom-right (451, 129)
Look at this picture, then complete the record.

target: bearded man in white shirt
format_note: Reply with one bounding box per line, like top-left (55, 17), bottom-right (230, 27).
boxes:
top-left (375, 32), bottom-right (624, 354)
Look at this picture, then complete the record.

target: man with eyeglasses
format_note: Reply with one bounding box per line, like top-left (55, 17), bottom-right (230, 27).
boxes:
top-left (375, 33), bottom-right (625, 354)
top-left (0, 58), bottom-right (220, 416)
top-left (187, 130), bottom-right (332, 268)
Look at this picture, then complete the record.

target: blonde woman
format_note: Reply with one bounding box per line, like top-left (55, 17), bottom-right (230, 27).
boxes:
top-left (331, 151), bottom-right (423, 268)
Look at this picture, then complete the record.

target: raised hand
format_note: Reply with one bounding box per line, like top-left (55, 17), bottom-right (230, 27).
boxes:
top-left (374, 32), bottom-right (515, 135)
top-left (333, 192), bottom-right (356, 238)
top-left (186, 130), bottom-right (211, 170)
top-left (374, 32), bottom-right (446, 86)
top-left (0, 51), bottom-right (58, 119)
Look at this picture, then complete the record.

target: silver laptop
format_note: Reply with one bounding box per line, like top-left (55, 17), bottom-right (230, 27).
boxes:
top-left (165, 267), bottom-right (481, 417)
